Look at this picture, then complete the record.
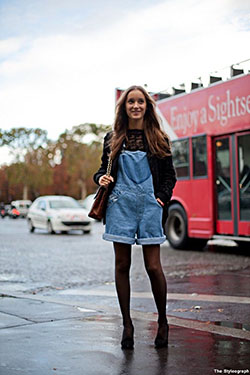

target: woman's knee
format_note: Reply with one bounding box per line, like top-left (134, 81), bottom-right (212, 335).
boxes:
top-left (115, 259), bottom-right (131, 274)
top-left (145, 262), bottom-right (162, 277)
top-left (114, 242), bottom-right (131, 274)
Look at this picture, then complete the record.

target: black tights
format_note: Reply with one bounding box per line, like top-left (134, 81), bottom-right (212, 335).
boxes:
top-left (114, 242), bottom-right (168, 332)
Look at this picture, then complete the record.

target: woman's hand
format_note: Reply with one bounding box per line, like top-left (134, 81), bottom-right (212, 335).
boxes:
top-left (156, 198), bottom-right (165, 207)
top-left (99, 175), bottom-right (114, 186)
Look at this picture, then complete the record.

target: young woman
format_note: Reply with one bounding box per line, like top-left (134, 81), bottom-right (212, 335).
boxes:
top-left (93, 85), bottom-right (176, 349)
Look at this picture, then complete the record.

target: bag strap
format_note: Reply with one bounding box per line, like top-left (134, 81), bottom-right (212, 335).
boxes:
top-left (106, 155), bottom-right (112, 177)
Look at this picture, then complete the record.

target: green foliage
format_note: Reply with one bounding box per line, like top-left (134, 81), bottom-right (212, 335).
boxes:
top-left (0, 127), bottom-right (49, 163)
top-left (1, 127), bottom-right (48, 149)
top-left (0, 129), bottom-right (3, 144)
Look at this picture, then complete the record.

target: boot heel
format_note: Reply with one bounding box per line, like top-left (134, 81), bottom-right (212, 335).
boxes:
top-left (121, 326), bottom-right (134, 350)
top-left (154, 323), bottom-right (169, 348)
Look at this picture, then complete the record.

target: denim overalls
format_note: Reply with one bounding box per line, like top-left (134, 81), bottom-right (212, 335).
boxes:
top-left (103, 150), bottom-right (166, 245)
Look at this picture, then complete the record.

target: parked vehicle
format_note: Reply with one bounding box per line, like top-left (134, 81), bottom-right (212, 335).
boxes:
top-left (8, 205), bottom-right (20, 219)
top-left (0, 203), bottom-right (7, 218)
top-left (11, 200), bottom-right (32, 218)
top-left (27, 195), bottom-right (92, 234)
top-left (3, 204), bottom-right (11, 217)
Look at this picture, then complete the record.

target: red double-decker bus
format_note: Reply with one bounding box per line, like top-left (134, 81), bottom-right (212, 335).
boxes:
top-left (157, 74), bottom-right (250, 249)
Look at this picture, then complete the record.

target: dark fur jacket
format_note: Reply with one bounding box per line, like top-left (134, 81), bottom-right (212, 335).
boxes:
top-left (93, 131), bottom-right (177, 224)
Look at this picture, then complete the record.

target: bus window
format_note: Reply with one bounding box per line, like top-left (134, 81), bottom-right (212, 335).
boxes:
top-left (172, 139), bottom-right (189, 178)
top-left (238, 134), bottom-right (250, 221)
top-left (192, 136), bottom-right (207, 177)
top-left (215, 138), bottom-right (232, 220)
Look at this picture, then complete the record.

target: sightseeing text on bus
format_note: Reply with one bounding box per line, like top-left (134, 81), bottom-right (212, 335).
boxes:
top-left (157, 75), bottom-right (250, 138)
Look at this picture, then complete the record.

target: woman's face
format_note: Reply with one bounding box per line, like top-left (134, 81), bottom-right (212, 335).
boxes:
top-left (125, 89), bottom-right (147, 121)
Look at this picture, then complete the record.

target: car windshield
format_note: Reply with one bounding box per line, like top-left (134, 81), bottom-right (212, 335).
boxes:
top-left (49, 200), bottom-right (81, 209)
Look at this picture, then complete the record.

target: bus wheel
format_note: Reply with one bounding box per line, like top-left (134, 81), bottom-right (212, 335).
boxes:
top-left (165, 204), bottom-right (189, 249)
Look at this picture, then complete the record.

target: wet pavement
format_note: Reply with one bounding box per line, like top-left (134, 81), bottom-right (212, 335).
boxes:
top-left (1, 219), bottom-right (250, 293)
top-left (1, 219), bottom-right (250, 374)
top-left (1, 279), bottom-right (250, 375)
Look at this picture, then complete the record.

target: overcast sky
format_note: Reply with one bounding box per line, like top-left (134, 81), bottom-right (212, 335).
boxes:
top-left (0, 0), bottom-right (250, 157)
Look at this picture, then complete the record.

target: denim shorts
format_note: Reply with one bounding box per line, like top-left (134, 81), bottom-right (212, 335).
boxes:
top-left (103, 184), bottom-right (166, 245)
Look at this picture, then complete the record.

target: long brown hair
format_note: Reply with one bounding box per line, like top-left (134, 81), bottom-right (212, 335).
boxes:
top-left (110, 85), bottom-right (171, 159)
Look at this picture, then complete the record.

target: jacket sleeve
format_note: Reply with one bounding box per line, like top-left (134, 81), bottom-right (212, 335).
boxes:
top-left (155, 155), bottom-right (177, 204)
top-left (93, 132), bottom-right (112, 185)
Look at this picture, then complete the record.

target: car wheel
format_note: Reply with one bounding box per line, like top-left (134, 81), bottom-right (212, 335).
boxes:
top-left (28, 219), bottom-right (35, 233)
top-left (47, 220), bottom-right (55, 234)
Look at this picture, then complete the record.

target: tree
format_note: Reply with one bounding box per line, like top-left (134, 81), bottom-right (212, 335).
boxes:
top-left (1, 127), bottom-right (51, 199)
top-left (49, 123), bottom-right (111, 199)
top-left (0, 123), bottom-right (111, 200)
top-left (0, 127), bottom-right (48, 161)
top-left (0, 166), bottom-right (10, 202)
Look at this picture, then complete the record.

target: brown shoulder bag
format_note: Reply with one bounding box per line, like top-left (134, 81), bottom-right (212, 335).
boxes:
top-left (88, 156), bottom-right (112, 220)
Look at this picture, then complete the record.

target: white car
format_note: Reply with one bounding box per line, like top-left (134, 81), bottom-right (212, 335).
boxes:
top-left (11, 200), bottom-right (32, 217)
top-left (27, 195), bottom-right (92, 234)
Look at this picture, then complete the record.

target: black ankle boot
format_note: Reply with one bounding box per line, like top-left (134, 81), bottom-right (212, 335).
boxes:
top-left (121, 325), bottom-right (134, 350)
top-left (154, 323), bottom-right (169, 348)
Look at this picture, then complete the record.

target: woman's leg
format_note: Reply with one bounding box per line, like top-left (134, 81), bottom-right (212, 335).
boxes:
top-left (142, 244), bottom-right (168, 345)
top-left (142, 244), bottom-right (167, 324)
top-left (113, 242), bottom-right (133, 333)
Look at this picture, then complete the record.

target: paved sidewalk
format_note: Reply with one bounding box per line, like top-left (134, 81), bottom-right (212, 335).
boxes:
top-left (1, 292), bottom-right (250, 375)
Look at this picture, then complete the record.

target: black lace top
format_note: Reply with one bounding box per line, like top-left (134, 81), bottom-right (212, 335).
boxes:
top-left (125, 129), bottom-right (145, 151)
